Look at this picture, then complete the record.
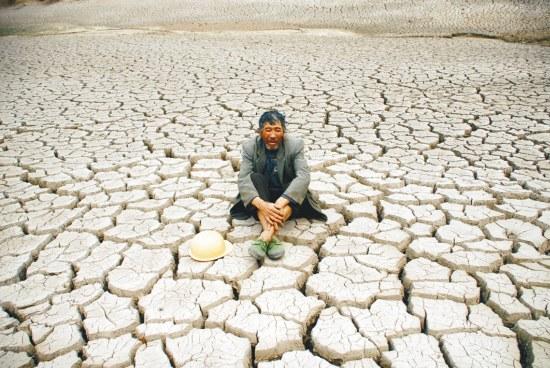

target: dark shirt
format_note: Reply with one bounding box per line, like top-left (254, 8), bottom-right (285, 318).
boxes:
top-left (263, 146), bottom-right (297, 206)
top-left (264, 147), bottom-right (283, 192)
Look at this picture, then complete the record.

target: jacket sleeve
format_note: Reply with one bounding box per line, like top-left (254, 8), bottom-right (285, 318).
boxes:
top-left (283, 140), bottom-right (310, 205)
top-left (238, 141), bottom-right (259, 207)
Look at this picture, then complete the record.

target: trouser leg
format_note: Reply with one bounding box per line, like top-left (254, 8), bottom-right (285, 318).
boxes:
top-left (242, 173), bottom-right (272, 219)
top-left (250, 173), bottom-right (271, 201)
top-left (248, 173), bottom-right (276, 241)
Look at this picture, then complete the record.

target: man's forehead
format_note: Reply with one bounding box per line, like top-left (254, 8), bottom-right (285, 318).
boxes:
top-left (263, 121), bottom-right (283, 128)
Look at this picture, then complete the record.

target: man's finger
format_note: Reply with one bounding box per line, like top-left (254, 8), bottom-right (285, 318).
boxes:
top-left (268, 213), bottom-right (282, 224)
top-left (262, 214), bottom-right (274, 226)
top-left (267, 207), bottom-right (282, 218)
top-left (268, 204), bottom-right (283, 215)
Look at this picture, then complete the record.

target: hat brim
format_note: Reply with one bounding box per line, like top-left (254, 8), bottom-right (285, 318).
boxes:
top-left (189, 240), bottom-right (234, 262)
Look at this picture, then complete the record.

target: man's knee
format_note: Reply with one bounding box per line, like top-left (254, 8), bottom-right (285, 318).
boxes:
top-left (250, 173), bottom-right (270, 200)
top-left (250, 173), bottom-right (266, 185)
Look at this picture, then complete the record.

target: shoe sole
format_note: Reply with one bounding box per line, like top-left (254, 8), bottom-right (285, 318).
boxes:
top-left (266, 251), bottom-right (284, 260)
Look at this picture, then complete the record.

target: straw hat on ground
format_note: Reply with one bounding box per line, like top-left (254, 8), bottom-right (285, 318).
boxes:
top-left (188, 230), bottom-right (233, 261)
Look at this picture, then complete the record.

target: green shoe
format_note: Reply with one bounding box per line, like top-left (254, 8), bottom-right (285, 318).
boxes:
top-left (266, 237), bottom-right (285, 260)
top-left (249, 239), bottom-right (269, 261)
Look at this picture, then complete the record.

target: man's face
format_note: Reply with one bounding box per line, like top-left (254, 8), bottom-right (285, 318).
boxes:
top-left (260, 121), bottom-right (284, 150)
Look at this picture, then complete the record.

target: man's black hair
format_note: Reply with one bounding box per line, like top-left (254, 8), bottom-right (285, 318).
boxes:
top-left (258, 110), bottom-right (286, 131)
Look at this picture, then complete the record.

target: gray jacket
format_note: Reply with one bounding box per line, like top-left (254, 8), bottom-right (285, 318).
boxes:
top-left (230, 135), bottom-right (326, 220)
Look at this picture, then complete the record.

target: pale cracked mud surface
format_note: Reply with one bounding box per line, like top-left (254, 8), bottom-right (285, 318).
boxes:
top-left (0, 1), bottom-right (549, 43)
top-left (0, 30), bottom-right (549, 367)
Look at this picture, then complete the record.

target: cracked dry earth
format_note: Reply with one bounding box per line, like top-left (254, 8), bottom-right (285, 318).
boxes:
top-left (0, 30), bottom-right (549, 368)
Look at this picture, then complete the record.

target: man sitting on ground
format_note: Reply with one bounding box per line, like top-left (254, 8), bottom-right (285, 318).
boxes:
top-left (230, 110), bottom-right (326, 261)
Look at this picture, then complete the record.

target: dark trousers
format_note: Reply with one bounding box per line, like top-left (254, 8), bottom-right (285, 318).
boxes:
top-left (249, 173), bottom-right (283, 204)
top-left (245, 173), bottom-right (298, 219)
top-left (230, 173), bottom-right (319, 220)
